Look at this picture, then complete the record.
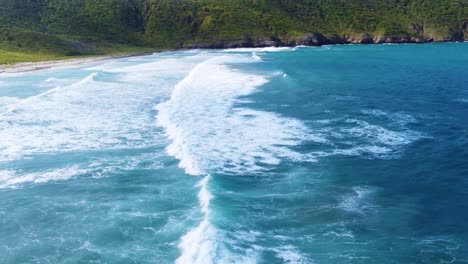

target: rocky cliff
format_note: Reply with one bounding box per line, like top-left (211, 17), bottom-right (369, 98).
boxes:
top-left (0, 0), bottom-right (466, 57)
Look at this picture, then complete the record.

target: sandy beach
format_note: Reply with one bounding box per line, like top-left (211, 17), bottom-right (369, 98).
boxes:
top-left (0, 52), bottom-right (155, 74)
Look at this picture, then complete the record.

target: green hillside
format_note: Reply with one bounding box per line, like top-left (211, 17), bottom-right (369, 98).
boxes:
top-left (0, 0), bottom-right (467, 63)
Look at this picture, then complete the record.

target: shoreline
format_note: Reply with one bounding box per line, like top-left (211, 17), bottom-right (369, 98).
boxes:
top-left (0, 41), bottom-right (464, 74)
top-left (0, 51), bottom-right (156, 74)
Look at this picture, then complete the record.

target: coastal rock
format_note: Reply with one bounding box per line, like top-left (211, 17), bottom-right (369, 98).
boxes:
top-left (294, 33), bottom-right (331, 46)
top-left (182, 40), bottom-right (247, 49)
top-left (328, 35), bottom-right (347, 44)
top-left (410, 36), bottom-right (425, 43)
top-left (399, 35), bottom-right (411, 43)
top-left (385, 36), bottom-right (401, 43)
top-left (373, 35), bottom-right (386, 44)
top-left (347, 33), bottom-right (374, 44)
top-left (464, 22), bottom-right (468, 39)
top-left (182, 37), bottom-right (282, 49)
top-left (252, 38), bottom-right (281, 47)
top-left (180, 30), bottom-right (464, 50)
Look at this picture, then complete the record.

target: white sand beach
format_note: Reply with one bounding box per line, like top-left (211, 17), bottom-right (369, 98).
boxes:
top-left (0, 52), bottom-right (155, 74)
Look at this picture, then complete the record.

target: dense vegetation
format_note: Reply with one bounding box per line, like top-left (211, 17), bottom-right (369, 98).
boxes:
top-left (0, 0), bottom-right (467, 63)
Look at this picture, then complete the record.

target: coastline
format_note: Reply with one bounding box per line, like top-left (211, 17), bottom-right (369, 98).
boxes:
top-left (0, 51), bottom-right (156, 74)
top-left (180, 32), bottom-right (465, 49)
top-left (0, 40), bottom-right (463, 74)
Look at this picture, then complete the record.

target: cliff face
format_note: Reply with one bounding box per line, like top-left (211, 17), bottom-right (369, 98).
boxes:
top-left (0, 0), bottom-right (467, 55)
top-left (144, 0), bottom-right (468, 49)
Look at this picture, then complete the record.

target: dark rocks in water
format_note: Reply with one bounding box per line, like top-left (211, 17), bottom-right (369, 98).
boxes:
top-left (294, 33), bottom-right (331, 46)
top-left (253, 38), bottom-right (282, 47)
top-left (182, 31), bottom-right (464, 50)
top-left (182, 37), bottom-right (282, 49)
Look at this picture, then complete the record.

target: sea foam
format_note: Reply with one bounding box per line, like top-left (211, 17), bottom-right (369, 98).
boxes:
top-left (156, 54), bottom-right (313, 263)
top-left (0, 166), bottom-right (87, 189)
top-left (0, 66), bottom-right (169, 162)
top-left (223, 47), bottom-right (294, 53)
top-left (156, 55), bottom-right (311, 176)
top-left (175, 176), bottom-right (217, 264)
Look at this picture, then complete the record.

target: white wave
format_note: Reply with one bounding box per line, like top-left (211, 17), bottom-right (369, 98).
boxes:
top-left (259, 47), bottom-right (293, 52)
top-left (223, 47), bottom-right (293, 53)
top-left (0, 73), bottom-right (97, 115)
top-left (0, 67), bottom-right (172, 162)
top-left (0, 96), bottom-right (21, 111)
top-left (344, 118), bottom-right (421, 146)
top-left (176, 176), bottom-right (217, 264)
top-left (0, 152), bottom-right (164, 189)
top-left (0, 166), bottom-right (87, 189)
top-left (294, 45), bottom-right (319, 49)
top-left (104, 53), bottom-right (211, 74)
top-left (415, 237), bottom-right (462, 263)
top-left (323, 230), bottom-right (354, 239)
top-left (158, 54), bottom-right (316, 263)
top-left (417, 237), bottom-right (461, 251)
top-left (156, 54), bottom-right (314, 176)
top-left (84, 60), bottom-right (117, 71)
top-left (42, 77), bottom-right (72, 85)
top-left (311, 114), bottom-right (424, 159)
top-left (78, 241), bottom-right (102, 254)
top-left (272, 246), bottom-right (314, 264)
top-left (339, 186), bottom-right (377, 215)
top-left (330, 145), bottom-right (391, 157)
top-left (181, 49), bottom-right (205, 54)
top-left (109, 53), bottom-right (215, 86)
top-left (323, 222), bottom-right (356, 240)
top-left (361, 109), bottom-right (418, 125)
top-left (251, 52), bottom-right (262, 61)
top-left (44, 77), bottom-right (58, 83)
top-left (360, 109), bottom-right (387, 117)
top-left (223, 48), bottom-right (263, 52)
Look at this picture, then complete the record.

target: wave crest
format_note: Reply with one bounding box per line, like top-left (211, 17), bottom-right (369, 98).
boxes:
top-left (156, 55), bottom-right (311, 176)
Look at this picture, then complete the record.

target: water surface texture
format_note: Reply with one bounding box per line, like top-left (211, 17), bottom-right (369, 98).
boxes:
top-left (1, 43), bottom-right (467, 263)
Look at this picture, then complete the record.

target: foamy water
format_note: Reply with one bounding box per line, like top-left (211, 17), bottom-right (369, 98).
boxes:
top-left (1, 44), bottom-right (467, 264)
top-left (156, 54), bottom-right (320, 262)
top-left (155, 55), bottom-right (315, 176)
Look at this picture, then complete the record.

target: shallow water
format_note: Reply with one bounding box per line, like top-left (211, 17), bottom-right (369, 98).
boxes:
top-left (1, 43), bottom-right (467, 263)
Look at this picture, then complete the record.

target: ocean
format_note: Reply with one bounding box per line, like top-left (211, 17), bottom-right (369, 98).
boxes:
top-left (0, 43), bottom-right (467, 263)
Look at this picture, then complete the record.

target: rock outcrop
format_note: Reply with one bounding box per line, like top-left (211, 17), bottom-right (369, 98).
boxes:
top-left (181, 28), bottom-right (468, 49)
top-left (182, 31), bottom-right (465, 49)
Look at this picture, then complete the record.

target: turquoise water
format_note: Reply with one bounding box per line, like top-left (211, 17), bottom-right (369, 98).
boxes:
top-left (0, 43), bottom-right (467, 263)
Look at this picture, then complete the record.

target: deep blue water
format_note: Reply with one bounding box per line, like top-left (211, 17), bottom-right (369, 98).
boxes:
top-left (0, 43), bottom-right (467, 263)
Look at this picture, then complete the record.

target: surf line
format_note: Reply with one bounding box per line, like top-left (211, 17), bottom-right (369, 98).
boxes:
top-left (155, 56), bottom-right (226, 264)
top-left (156, 53), bottom-right (268, 263)
top-left (0, 73), bottom-right (98, 116)
top-left (175, 175), bottom-right (216, 264)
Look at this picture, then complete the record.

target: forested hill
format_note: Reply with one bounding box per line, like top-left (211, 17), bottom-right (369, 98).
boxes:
top-left (0, 0), bottom-right (467, 62)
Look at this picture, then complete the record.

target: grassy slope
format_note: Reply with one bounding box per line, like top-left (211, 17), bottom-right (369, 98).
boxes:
top-left (0, 27), bottom-right (156, 64)
top-left (0, 50), bottom-right (65, 64)
top-left (0, 45), bottom-right (157, 65)
top-left (0, 0), bottom-right (466, 64)
top-left (0, 0), bottom-right (153, 64)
